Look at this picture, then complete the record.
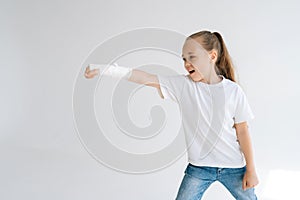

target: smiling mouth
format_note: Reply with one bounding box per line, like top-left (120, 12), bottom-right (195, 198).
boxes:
top-left (189, 69), bottom-right (195, 74)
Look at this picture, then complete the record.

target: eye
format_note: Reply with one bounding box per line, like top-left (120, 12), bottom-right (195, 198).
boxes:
top-left (189, 56), bottom-right (195, 59)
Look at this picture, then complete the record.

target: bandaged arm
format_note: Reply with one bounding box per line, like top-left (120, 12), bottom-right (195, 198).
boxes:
top-left (88, 63), bottom-right (163, 98)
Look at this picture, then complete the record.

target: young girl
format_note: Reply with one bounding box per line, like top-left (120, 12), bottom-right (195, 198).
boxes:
top-left (85, 30), bottom-right (259, 199)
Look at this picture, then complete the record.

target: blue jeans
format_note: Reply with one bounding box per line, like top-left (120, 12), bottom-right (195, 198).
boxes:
top-left (176, 163), bottom-right (258, 200)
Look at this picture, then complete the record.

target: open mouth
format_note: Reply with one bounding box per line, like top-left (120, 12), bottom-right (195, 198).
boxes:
top-left (189, 69), bottom-right (195, 74)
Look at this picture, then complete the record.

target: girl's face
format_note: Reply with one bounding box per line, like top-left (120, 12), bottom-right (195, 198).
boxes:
top-left (181, 38), bottom-right (214, 82)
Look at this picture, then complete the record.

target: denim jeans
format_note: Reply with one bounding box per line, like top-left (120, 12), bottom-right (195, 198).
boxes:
top-left (176, 163), bottom-right (258, 200)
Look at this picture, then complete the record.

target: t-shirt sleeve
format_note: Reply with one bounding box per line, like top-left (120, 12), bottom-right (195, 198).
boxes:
top-left (156, 74), bottom-right (186, 103)
top-left (233, 86), bottom-right (255, 124)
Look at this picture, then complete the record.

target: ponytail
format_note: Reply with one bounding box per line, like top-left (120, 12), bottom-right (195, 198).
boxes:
top-left (212, 32), bottom-right (236, 82)
top-left (188, 31), bottom-right (236, 82)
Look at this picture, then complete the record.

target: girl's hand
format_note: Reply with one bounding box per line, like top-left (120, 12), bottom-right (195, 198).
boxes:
top-left (242, 170), bottom-right (259, 191)
top-left (84, 66), bottom-right (99, 79)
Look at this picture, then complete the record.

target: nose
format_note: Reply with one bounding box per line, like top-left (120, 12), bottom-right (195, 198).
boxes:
top-left (184, 61), bottom-right (191, 67)
top-left (184, 61), bottom-right (193, 69)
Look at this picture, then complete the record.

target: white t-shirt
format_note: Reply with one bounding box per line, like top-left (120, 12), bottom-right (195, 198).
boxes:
top-left (157, 74), bottom-right (254, 168)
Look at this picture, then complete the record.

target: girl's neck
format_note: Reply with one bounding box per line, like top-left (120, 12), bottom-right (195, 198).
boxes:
top-left (201, 73), bottom-right (222, 84)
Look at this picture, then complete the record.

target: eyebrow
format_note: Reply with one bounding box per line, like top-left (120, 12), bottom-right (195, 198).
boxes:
top-left (181, 52), bottom-right (195, 57)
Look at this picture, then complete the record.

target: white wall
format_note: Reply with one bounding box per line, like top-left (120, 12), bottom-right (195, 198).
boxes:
top-left (1, 0), bottom-right (300, 199)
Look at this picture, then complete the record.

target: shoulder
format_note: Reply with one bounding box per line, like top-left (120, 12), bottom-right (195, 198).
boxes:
top-left (224, 79), bottom-right (252, 106)
top-left (222, 78), bottom-right (248, 99)
top-left (223, 77), bottom-right (239, 90)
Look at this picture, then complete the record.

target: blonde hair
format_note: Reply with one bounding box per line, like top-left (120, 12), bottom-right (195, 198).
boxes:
top-left (187, 30), bottom-right (236, 82)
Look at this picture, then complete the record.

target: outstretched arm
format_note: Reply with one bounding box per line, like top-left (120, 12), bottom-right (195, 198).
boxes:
top-left (234, 122), bottom-right (259, 190)
top-left (128, 69), bottom-right (164, 99)
top-left (84, 66), bottom-right (164, 99)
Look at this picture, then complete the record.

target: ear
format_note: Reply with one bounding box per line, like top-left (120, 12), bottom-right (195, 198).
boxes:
top-left (209, 50), bottom-right (218, 62)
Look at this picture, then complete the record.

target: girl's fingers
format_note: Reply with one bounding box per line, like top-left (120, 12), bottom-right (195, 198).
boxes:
top-left (84, 67), bottom-right (89, 76)
top-left (243, 181), bottom-right (256, 191)
top-left (242, 178), bottom-right (247, 191)
top-left (91, 69), bottom-right (99, 76)
top-left (85, 69), bottom-right (99, 78)
top-left (85, 66), bottom-right (90, 73)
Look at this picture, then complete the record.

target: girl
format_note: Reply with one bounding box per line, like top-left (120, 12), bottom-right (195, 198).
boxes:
top-left (85, 30), bottom-right (259, 199)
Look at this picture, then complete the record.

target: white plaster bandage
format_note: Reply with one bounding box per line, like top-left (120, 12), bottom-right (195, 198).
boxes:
top-left (88, 63), bottom-right (132, 79)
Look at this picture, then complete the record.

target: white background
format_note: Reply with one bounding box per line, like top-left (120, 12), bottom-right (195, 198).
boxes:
top-left (1, 0), bottom-right (300, 199)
